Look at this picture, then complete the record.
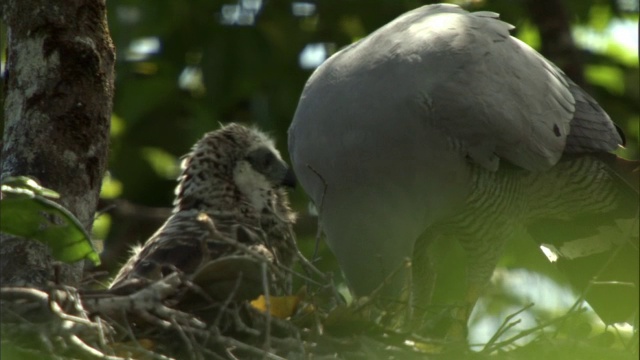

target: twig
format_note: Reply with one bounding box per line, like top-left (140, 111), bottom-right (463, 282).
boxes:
top-left (212, 274), bottom-right (245, 330)
top-left (482, 307), bottom-right (587, 353)
top-left (555, 243), bottom-right (623, 337)
top-left (306, 164), bottom-right (328, 262)
top-left (197, 213), bottom-right (278, 271)
top-left (353, 258), bottom-right (412, 313)
top-left (200, 207), bottom-right (326, 297)
top-left (68, 334), bottom-right (125, 360)
top-left (557, 207), bottom-right (639, 336)
top-left (261, 261), bottom-right (272, 357)
top-left (94, 316), bottom-right (111, 354)
top-left (289, 225), bottom-right (326, 280)
top-left (50, 288), bottom-right (107, 331)
top-left (199, 346), bottom-right (228, 360)
top-left (118, 312), bottom-right (176, 360)
top-left (481, 302), bottom-right (535, 352)
top-left (170, 317), bottom-right (200, 360)
top-left (1, 286), bottom-right (124, 360)
top-left (38, 331), bottom-right (56, 355)
top-left (231, 304), bottom-right (260, 337)
top-left (221, 334), bottom-right (287, 360)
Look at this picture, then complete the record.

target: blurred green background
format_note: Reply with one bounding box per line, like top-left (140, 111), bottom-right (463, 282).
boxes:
top-left (7, 0), bottom-right (637, 352)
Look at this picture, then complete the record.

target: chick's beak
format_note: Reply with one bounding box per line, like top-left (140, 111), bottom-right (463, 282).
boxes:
top-left (281, 167), bottom-right (297, 189)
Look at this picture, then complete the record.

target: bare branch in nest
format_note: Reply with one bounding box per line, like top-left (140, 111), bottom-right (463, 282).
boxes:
top-left (480, 306), bottom-right (588, 354)
top-left (482, 302), bottom-right (535, 351)
top-left (351, 257), bottom-right (413, 324)
top-left (83, 273), bottom-right (207, 334)
top-left (1, 286), bottom-right (120, 359)
top-left (305, 164), bottom-right (328, 257)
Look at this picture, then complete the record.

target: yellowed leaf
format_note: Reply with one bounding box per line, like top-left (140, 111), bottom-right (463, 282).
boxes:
top-left (250, 294), bottom-right (300, 319)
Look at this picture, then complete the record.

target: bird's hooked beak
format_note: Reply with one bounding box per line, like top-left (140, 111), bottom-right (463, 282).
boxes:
top-left (281, 167), bottom-right (296, 189)
top-left (244, 146), bottom-right (297, 189)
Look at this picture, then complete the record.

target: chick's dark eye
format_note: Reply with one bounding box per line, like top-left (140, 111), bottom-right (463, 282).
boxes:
top-left (261, 152), bottom-right (275, 168)
top-left (247, 148), bottom-right (275, 171)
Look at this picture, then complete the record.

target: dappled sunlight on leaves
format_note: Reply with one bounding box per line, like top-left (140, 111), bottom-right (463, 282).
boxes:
top-left (100, 172), bottom-right (123, 199)
top-left (140, 147), bottom-right (180, 180)
top-left (1, 177), bottom-right (101, 265)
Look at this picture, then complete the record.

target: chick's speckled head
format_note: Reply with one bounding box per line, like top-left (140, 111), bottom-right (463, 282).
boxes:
top-left (174, 123), bottom-right (295, 211)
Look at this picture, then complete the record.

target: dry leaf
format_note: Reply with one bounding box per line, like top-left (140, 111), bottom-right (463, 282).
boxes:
top-left (250, 294), bottom-right (301, 319)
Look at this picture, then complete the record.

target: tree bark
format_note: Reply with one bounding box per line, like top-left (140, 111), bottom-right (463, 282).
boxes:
top-left (1, 0), bottom-right (115, 287)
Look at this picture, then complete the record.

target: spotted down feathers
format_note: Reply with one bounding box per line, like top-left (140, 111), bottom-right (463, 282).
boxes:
top-left (109, 123), bottom-right (297, 300)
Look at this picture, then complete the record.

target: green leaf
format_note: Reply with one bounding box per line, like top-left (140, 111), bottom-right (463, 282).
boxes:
top-left (140, 147), bottom-right (180, 179)
top-left (100, 172), bottom-right (123, 199)
top-left (1, 176), bottom-right (60, 198)
top-left (0, 176), bottom-right (101, 266)
top-left (585, 64), bottom-right (625, 95)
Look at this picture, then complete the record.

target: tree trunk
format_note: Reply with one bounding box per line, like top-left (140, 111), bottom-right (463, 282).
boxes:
top-left (0, 0), bottom-right (115, 287)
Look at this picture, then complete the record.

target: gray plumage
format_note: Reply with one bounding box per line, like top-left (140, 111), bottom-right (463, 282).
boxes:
top-left (288, 4), bottom-right (637, 328)
top-left (110, 123), bottom-right (297, 300)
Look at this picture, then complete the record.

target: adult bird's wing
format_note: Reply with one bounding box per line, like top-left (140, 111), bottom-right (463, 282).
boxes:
top-left (288, 4), bottom-right (625, 297)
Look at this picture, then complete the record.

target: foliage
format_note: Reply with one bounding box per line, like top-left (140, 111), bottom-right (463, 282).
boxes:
top-left (0, 176), bottom-right (101, 266)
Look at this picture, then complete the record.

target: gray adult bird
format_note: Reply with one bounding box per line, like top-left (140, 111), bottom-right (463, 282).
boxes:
top-left (110, 123), bottom-right (298, 301)
top-left (288, 4), bottom-right (638, 334)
